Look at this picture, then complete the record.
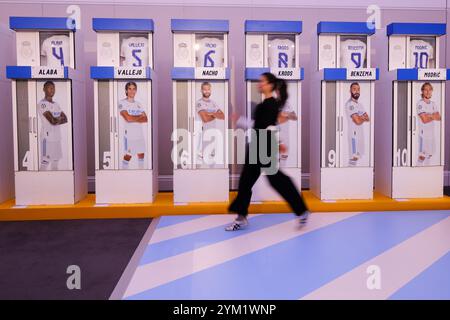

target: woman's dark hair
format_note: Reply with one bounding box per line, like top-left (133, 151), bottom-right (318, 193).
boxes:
top-left (261, 72), bottom-right (288, 108)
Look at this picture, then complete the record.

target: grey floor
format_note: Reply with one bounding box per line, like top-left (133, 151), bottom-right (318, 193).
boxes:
top-left (0, 218), bottom-right (151, 300)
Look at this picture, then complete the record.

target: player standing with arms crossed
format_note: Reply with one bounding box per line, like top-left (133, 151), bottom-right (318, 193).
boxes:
top-left (345, 82), bottom-right (370, 166)
top-left (38, 81), bottom-right (68, 171)
top-left (195, 82), bottom-right (225, 162)
top-left (119, 82), bottom-right (148, 169)
top-left (417, 82), bottom-right (441, 165)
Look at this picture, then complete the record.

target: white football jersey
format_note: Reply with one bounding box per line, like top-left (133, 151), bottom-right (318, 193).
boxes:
top-left (175, 41), bottom-right (191, 64)
top-left (196, 98), bottom-right (221, 130)
top-left (340, 39), bottom-right (366, 68)
top-left (41, 35), bottom-right (70, 67)
top-left (410, 40), bottom-right (434, 69)
top-left (268, 38), bottom-right (295, 68)
top-left (38, 99), bottom-right (63, 142)
top-left (121, 37), bottom-right (149, 67)
top-left (417, 99), bottom-right (438, 134)
top-left (118, 98), bottom-right (146, 140)
top-left (248, 42), bottom-right (263, 65)
top-left (196, 37), bottom-right (224, 68)
top-left (320, 43), bottom-right (334, 65)
top-left (345, 98), bottom-right (367, 136)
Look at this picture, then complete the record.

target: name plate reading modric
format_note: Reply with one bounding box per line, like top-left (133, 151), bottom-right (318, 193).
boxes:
top-left (418, 69), bottom-right (447, 81)
top-left (115, 67), bottom-right (147, 79)
top-left (32, 67), bottom-right (65, 79)
top-left (346, 68), bottom-right (377, 80)
top-left (270, 68), bottom-right (301, 80)
top-left (195, 67), bottom-right (226, 79)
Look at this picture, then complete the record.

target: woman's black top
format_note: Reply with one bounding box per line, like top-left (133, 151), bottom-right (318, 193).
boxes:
top-left (253, 97), bottom-right (280, 130)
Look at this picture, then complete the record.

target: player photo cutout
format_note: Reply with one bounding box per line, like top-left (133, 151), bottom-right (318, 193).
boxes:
top-left (414, 82), bottom-right (442, 166)
top-left (118, 81), bottom-right (149, 170)
top-left (194, 81), bottom-right (226, 168)
top-left (120, 34), bottom-right (149, 67)
top-left (343, 82), bottom-right (371, 167)
top-left (37, 81), bottom-right (71, 171)
top-left (40, 32), bottom-right (71, 67)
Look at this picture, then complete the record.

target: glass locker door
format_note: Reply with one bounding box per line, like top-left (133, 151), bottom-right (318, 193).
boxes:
top-left (321, 81), bottom-right (340, 169)
top-left (15, 80), bottom-right (38, 172)
top-left (411, 81), bottom-right (443, 167)
top-left (393, 81), bottom-right (411, 167)
top-left (174, 80), bottom-right (193, 170)
top-left (96, 80), bottom-right (116, 170)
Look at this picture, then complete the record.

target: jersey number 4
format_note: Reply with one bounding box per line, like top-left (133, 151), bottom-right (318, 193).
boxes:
top-left (52, 47), bottom-right (65, 66)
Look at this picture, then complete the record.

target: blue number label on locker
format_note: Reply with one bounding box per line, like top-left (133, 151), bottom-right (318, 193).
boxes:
top-left (351, 52), bottom-right (362, 68)
top-left (204, 50), bottom-right (216, 67)
top-left (413, 52), bottom-right (429, 68)
top-left (52, 47), bottom-right (64, 66)
top-left (278, 52), bottom-right (288, 68)
top-left (132, 49), bottom-right (142, 67)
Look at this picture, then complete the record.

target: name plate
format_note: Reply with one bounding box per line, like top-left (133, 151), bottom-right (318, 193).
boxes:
top-left (32, 67), bottom-right (65, 78)
top-left (115, 67), bottom-right (147, 79)
top-left (346, 68), bottom-right (377, 80)
top-left (418, 69), bottom-right (447, 81)
top-left (195, 67), bottom-right (226, 79)
top-left (270, 68), bottom-right (301, 80)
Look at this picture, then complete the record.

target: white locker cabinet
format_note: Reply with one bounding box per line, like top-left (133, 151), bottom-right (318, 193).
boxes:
top-left (311, 21), bottom-right (378, 200)
top-left (243, 20), bottom-right (304, 202)
top-left (172, 19), bottom-right (230, 203)
top-left (91, 18), bottom-right (157, 204)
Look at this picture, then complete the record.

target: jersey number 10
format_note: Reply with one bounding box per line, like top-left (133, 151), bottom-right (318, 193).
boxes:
top-left (413, 52), bottom-right (429, 69)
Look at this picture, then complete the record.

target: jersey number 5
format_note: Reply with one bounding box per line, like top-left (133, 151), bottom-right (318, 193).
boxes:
top-left (132, 49), bottom-right (143, 67)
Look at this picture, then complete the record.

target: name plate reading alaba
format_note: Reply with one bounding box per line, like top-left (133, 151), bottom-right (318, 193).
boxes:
top-left (195, 67), bottom-right (226, 79)
top-left (270, 68), bottom-right (301, 80)
top-left (346, 68), bottom-right (377, 80)
top-left (418, 69), bottom-right (447, 81)
top-left (32, 67), bottom-right (65, 78)
top-left (115, 67), bottom-right (147, 79)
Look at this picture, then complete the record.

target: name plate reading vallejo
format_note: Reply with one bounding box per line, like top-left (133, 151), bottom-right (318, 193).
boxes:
top-left (270, 68), bottom-right (301, 80)
top-left (418, 69), bottom-right (447, 81)
top-left (195, 68), bottom-right (226, 79)
top-left (32, 67), bottom-right (65, 78)
top-left (115, 67), bottom-right (147, 79)
top-left (346, 68), bottom-right (377, 80)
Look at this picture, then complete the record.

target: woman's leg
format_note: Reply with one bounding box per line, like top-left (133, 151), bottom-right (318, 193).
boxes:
top-left (228, 162), bottom-right (261, 218)
top-left (266, 170), bottom-right (308, 216)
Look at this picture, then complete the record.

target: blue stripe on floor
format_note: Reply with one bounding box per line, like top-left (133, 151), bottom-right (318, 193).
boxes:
top-left (127, 211), bottom-right (450, 300)
top-left (140, 214), bottom-right (297, 265)
top-left (389, 250), bottom-right (450, 300)
top-left (156, 215), bottom-right (208, 228)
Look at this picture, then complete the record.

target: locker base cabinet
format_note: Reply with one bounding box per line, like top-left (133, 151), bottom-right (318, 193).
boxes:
top-left (15, 171), bottom-right (83, 205)
top-left (252, 168), bottom-right (302, 202)
top-left (319, 167), bottom-right (373, 200)
top-left (174, 169), bottom-right (229, 203)
top-left (95, 170), bottom-right (156, 204)
top-left (392, 166), bottom-right (444, 199)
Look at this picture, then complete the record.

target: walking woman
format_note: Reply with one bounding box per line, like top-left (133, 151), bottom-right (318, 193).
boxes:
top-left (226, 72), bottom-right (310, 231)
